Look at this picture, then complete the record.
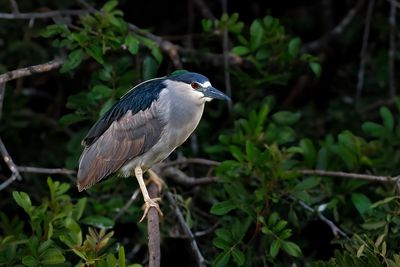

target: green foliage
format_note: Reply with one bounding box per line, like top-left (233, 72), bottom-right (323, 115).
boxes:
top-left (0, 177), bottom-right (138, 266)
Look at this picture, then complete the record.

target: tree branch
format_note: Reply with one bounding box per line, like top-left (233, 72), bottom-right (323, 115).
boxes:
top-left (0, 58), bottom-right (64, 83)
top-left (289, 195), bottom-right (348, 238)
top-left (0, 137), bottom-right (22, 191)
top-left (166, 191), bottom-right (206, 267)
top-left (299, 169), bottom-right (399, 183)
top-left (389, 0), bottom-right (397, 97)
top-left (17, 166), bottom-right (75, 175)
top-left (0, 10), bottom-right (89, 20)
top-left (162, 167), bottom-right (217, 187)
top-left (113, 188), bottom-right (140, 221)
top-left (159, 158), bottom-right (220, 168)
top-left (147, 182), bottom-right (161, 267)
top-left (302, 0), bottom-right (364, 52)
top-left (356, 0), bottom-right (375, 105)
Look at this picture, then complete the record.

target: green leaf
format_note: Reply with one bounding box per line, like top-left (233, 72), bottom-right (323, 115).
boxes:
top-left (231, 46), bottom-right (250, 56)
top-left (40, 248), bottom-right (65, 264)
top-left (41, 24), bottom-right (69, 38)
top-left (288, 37), bottom-right (301, 57)
top-left (12, 191), bottom-right (32, 214)
top-left (270, 239), bottom-right (280, 258)
top-left (294, 177), bottom-right (320, 191)
top-left (272, 111), bottom-right (301, 125)
top-left (229, 146), bottom-right (244, 162)
top-left (231, 248), bottom-right (245, 266)
top-left (250, 20), bottom-right (263, 49)
top-left (22, 256), bottom-right (37, 267)
top-left (82, 216), bottom-right (114, 229)
top-left (118, 246), bottom-right (126, 267)
top-left (309, 62), bottom-right (321, 78)
top-left (91, 84), bottom-right (113, 100)
top-left (103, 0), bottom-right (118, 12)
top-left (73, 197), bottom-right (87, 220)
top-left (142, 56), bottom-right (158, 80)
top-left (362, 122), bottom-right (387, 138)
top-left (351, 193), bottom-right (372, 216)
top-left (59, 113), bottom-right (85, 126)
top-left (281, 241), bottom-right (302, 257)
top-left (213, 250), bottom-right (231, 267)
top-left (380, 107), bottom-right (394, 132)
top-left (86, 44), bottom-right (104, 64)
top-left (210, 201), bottom-right (236, 215)
top-left (362, 221), bottom-right (386, 230)
top-left (60, 49), bottom-right (84, 73)
top-left (125, 34), bottom-right (139, 55)
top-left (107, 254), bottom-right (117, 267)
top-left (213, 237), bottom-right (230, 250)
top-left (299, 138), bottom-right (316, 167)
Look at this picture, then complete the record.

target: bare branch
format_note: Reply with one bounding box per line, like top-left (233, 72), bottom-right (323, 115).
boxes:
top-left (162, 167), bottom-right (217, 186)
top-left (389, 0), bottom-right (397, 97)
top-left (356, 0), bottom-right (375, 105)
top-left (17, 166), bottom-right (75, 175)
top-left (159, 158), bottom-right (220, 168)
top-left (166, 191), bottom-right (206, 267)
top-left (9, 0), bottom-right (20, 14)
top-left (193, 0), bottom-right (216, 20)
top-left (0, 137), bottom-right (22, 191)
top-left (0, 83), bottom-right (5, 120)
top-left (289, 195), bottom-right (348, 238)
top-left (0, 9), bottom-right (89, 20)
top-left (147, 182), bottom-right (161, 267)
top-left (299, 169), bottom-right (399, 183)
top-left (302, 0), bottom-right (364, 52)
top-left (0, 58), bottom-right (64, 83)
top-left (113, 189), bottom-right (140, 221)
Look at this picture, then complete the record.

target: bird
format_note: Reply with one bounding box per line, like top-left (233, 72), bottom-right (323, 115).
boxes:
top-left (77, 71), bottom-right (230, 221)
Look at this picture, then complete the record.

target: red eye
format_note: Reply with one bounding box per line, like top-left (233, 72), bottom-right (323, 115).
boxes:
top-left (191, 82), bottom-right (199, 89)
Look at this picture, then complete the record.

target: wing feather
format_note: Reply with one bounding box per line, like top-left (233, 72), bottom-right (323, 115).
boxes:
top-left (77, 102), bottom-right (165, 191)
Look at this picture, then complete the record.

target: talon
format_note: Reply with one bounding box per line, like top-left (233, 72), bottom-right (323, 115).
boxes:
top-left (139, 198), bottom-right (164, 222)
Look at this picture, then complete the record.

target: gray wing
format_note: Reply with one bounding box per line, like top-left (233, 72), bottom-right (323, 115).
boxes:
top-left (77, 102), bottom-right (165, 191)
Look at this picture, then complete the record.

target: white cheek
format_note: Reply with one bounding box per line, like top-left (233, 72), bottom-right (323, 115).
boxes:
top-left (204, 97), bottom-right (213, 102)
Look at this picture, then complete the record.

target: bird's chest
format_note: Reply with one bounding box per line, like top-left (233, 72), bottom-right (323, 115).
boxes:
top-left (160, 90), bottom-right (205, 149)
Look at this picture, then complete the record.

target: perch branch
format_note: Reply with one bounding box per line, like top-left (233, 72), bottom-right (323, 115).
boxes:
top-left (147, 182), bottom-right (161, 267)
top-left (166, 191), bottom-right (206, 267)
top-left (289, 195), bottom-right (348, 238)
top-left (0, 10), bottom-right (88, 20)
top-left (0, 58), bottom-right (64, 83)
top-left (389, 0), bottom-right (397, 97)
top-left (356, 0), bottom-right (375, 105)
top-left (299, 169), bottom-right (400, 183)
top-left (302, 0), bottom-right (364, 52)
top-left (162, 167), bottom-right (217, 186)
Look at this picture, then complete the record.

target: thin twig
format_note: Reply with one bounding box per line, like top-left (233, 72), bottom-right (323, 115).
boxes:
top-left (0, 137), bottom-right (22, 191)
top-left (356, 0), bottom-right (375, 106)
top-left (147, 182), bottom-right (161, 267)
top-left (9, 0), bottom-right (20, 14)
top-left (0, 58), bottom-right (64, 83)
top-left (389, 0), bottom-right (397, 97)
top-left (162, 167), bottom-right (217, 186)
top-left (17, 166), bottom-right (75, 175)
top-left (113, 189), bottom-right (140, 221)
top-left (0, 173), bottom-right (19, 191)
top-left (289, 195), bottom-right (348, 238)
top-left (159, 158), bottom-right (220, 168)
top-left (299, 169), bottom-right (399, 183)
top-left (193, 0), bottom-right (216, 20)
top-left (0, 10), bottom-right (89, 20)
top-left (387, 0), bottom-right (400, 9)
top-left (302, 0), bottom-right (364, 52)
top-left (166, 191), bottom-right (206, 267)
top-left (0, 83), bottom-right (5, 120)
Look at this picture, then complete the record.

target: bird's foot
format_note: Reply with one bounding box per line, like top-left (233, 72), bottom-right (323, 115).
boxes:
top-left (139, 197), bottom-right (164, 222)
top-left (146, 169), bottom-right (165, 192)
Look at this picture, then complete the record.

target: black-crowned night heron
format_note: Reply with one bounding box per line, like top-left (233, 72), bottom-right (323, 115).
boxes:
top-left (77, 72), bottom-right (230, 221)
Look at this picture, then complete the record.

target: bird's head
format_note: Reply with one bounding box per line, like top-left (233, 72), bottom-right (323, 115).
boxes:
top-left (167, 72), bottom-right (231, 102)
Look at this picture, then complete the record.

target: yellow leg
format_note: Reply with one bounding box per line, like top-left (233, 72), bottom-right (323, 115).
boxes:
top-left (146, 169), bottom-right (165, 192)
top-left (134, 166), bottom-right (163, 222)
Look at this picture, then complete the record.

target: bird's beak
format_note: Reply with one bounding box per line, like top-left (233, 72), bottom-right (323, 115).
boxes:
top-left (202, 86), bottom-right (231, 101)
